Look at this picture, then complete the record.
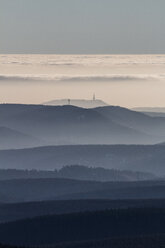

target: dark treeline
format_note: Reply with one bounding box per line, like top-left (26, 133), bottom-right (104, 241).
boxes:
top-left (2, 235), bottom-right (165, 248)
top-left (0, 166), bottom-right (156, 182)
top-left (1, 208), bottom-right (165, 246)
top-left (1, 145), bottom-right (165, 175)
top-left (2, 199), bottom-right (165, 223)
top-left (41, 235), bottom-right (165, 248)
top-left (0, 245), bottom-right (19, 248)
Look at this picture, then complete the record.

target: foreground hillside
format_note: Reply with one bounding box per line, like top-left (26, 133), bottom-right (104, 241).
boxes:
top-left (1, 144), bottom-right (165, 175)
top-left (0, 208), bottom-right (165, 246)
top-left (41, 235), bottom-right (165, 248)
top-left (1, 199), bottom-right (165, 223)
top-left (1, 235), bottom-right (165, 248)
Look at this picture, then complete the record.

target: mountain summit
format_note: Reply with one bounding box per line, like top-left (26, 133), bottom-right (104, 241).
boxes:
top-left (43, 99), bottom-right (108, 108)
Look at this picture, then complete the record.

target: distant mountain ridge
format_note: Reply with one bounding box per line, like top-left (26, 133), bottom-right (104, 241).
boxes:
top-left (133, 107), bottom-right (165, 113)
top-left (43, 98), bottom-right (108, 108)
top-left (1, 103), bottom-right (165, 148)
top-left (1, 144), bottom-right (165, 175)
top-left (133, 107), bottom-right (165, 117)
top-left (0, 126), bottom-right (40, 149)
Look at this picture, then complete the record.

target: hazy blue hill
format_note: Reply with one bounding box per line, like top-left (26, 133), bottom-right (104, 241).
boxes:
top-left (0, 167), bottom-right (156, 181)
top-left (8, 105), bottom-right (151, 144)
top-left (95, 106), bottom-right (165, 136)
top-left (1, 145), bottom-right (165, 175)
top-left (1, 208), bottom-right (165, 245)
top-left (156, 141), bottom-right (165, 145)
top-left (0, 178), bottom-right (165, 203)
top-left (43, 99), bottom-right (108, 108)
top-left (0, 178), bottom-right (103, 203)
top-left (0, 104), bottom-right (160, 146)
top-left (0, 104), bottom-right (41, 121)
top-left (61, 184), bottom-right (165, 200)
top-left (96, 106), bottom-right (152, 123)
top-left (12, 105), bottom-right (106, 123)
top-left (0, 127), bottom-right (40, 149)
top-left (1, 104), bottom-right (165, 148)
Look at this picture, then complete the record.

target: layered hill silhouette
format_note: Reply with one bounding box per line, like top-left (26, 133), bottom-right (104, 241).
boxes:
top-left (1, 104), bottom-right (165, 149)
top-left (133, 107), bottom-right (165, 117)
top-left (0, 104), bottom-right (147, 145)
top-left (0, 178), bottom-right (165, 203)
top-left (96, 106), bottom-right (165, 136)
top-left (1, 144), bottom-right (165, 175)
top-left (1, 198), bottom-right (165, 223)
top-left (0, 166), bottom-right (155, 181)
top-left (0, 127), bottom-right (40, 149)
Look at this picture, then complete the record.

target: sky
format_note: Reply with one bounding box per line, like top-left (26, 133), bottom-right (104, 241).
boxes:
top-left (1, 0), bottom-right (165, 54)
top-left (1, 1), bottom-right (165, 107)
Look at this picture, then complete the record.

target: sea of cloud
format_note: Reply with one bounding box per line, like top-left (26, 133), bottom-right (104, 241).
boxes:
top-left (0, 74), bottom-right (164, 82)
top-left (0, 54), bottom-right (165, 105)
top-left (1, 54), bottom-right (165, 66)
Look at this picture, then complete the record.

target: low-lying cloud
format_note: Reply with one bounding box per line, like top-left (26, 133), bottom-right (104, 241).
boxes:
top-left (1, 54), bottom-right (165, 67)
top-left (0, 74), bottom-right (164, 83)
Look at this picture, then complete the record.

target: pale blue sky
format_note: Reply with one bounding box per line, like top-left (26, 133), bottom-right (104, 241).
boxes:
top-left (1, 0), bottom-right (165, 54)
